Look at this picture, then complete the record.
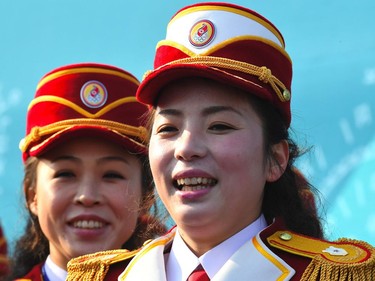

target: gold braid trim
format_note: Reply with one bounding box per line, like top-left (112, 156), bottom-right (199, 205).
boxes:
top-left (143, 56), bottom-right (291, 102)
top-left (67, 249), bottom-right (139, 281)
top-left (37, 67), bottom-right (140, 91)
top-left (19, 118), bottom-right (148, 153)
top-left (300, 238), bottom-right (375, 281)
top-left (27, 96), bottom-right (138, 118)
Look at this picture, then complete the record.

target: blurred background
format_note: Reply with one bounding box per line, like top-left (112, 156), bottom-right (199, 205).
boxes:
top-left (0, 0), bottom-right (374, 251)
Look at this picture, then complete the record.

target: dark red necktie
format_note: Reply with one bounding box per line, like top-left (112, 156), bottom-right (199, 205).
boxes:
top-left (187, 264), bottom-right (210, 281)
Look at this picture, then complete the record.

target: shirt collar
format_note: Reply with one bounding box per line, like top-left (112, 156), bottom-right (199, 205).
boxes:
top-left (44, 255), bottom-right (67, 281)
top-left (166, 214), bottom-right (267, 280)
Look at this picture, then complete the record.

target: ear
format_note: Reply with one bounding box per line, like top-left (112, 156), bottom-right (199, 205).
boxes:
top-left (266, 140), bottom-right (289, 182)
top-left (26, 185), bottom-right (38, 216)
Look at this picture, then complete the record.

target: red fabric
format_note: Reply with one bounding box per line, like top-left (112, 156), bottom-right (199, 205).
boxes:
top-left (23, 63), bottom-right (148, 161)
top-left (104, 259), bottom-right (132, 281)
top-left (187, 265), bottom-right (210, 281)
top-left (138, 40), bottom-right (292, 126)
top-left (136, 2), bottom-right (293, 127)
top-left (259, 218), bottom-right (312, 281)
top-left (14, 263), bottom-right (44, 281)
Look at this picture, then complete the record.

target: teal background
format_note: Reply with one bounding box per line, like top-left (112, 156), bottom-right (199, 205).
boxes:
top-left (0, 0), bottom-right (374, 250)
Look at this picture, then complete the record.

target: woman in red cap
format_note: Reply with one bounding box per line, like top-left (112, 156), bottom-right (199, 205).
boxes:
top-left (67, 2), bottom-right (375, 281)
top-left (7, 63), bottom-right (165, 281)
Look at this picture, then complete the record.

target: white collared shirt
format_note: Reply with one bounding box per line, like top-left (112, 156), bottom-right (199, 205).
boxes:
top-left (44, 255), bottom-right (67, 281)
top-left (166, 214), bottom-right (267, 281)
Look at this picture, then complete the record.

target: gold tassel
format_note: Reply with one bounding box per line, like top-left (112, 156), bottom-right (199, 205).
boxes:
top-left (300, 238), bottom-right (375, 281)
top-left (67, 249), bottom-right (138, 281)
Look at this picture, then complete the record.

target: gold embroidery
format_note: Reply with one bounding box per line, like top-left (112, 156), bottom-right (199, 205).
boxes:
top-left (144, 55), bottom-right (290, 103)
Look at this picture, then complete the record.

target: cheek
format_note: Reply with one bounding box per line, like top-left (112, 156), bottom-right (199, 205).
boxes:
top-left (218, 135), bottom-right (266, 175)
top-left (149, 140), bottom-right (170, 179)
top-left (32, 183), bottom-right (59, 216)
top-left (112, 183), bottom-right (143, 217)
top-left (33, 166), bottom-right (62, 215)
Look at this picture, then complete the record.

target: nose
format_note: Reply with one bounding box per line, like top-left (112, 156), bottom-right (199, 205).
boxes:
top-left (174, 130), bottom-right (206, 161)
top-left (74, 177), bottom-right (102, 206)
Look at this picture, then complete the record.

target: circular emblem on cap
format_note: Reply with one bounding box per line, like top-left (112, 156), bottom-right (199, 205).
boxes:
top-left (80, 80), bottom-right (108, 108)
top-left (189, 20), bottom-right (215, 48)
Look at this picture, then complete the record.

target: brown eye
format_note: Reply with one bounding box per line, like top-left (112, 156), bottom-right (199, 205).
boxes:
top-left (103, 172), bottom-right (125, 180)
top-left (209, 123), bottom-right (235, 132)
top-left (54, 171), bottom-right (75, 178)
top-left (156, 125), bottom-right (178, 134)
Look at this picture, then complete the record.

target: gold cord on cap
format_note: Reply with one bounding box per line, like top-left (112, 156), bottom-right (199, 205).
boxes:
top-left (19, 118), bottom-right (148, 153)
top-left (144, 56), bottom-right (291, 103)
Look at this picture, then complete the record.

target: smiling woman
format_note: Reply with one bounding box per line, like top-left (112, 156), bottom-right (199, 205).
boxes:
top-left (7, 63), bottom-right (166, 281)
top-left (66, 2), bottom-right (375, 281)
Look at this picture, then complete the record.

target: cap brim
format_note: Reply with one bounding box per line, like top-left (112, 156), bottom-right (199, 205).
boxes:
top-left (137, 63), bottom-right (272, 106)
top-left (27, 125), bottom-right (147, 160)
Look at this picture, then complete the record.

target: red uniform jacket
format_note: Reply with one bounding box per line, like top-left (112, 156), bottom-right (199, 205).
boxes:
top-left (67, 218), bottom-right (375, 281)
top-left (14, 263), bottom-right (44, 281)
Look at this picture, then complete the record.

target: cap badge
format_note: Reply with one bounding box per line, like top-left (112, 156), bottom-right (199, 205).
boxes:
top-left (189, 20), bottom-right (215, 48)
top-left (80, 80), bottom-right (108, 108)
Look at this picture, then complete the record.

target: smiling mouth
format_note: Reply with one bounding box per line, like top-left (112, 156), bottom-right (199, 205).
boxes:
top-left (71, 220), bottom-right (105, 229)
top-left (175, 177), bottom-right (217, 191)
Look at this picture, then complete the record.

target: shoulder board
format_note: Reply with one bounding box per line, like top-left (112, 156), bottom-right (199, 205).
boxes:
top-left (267, 230), bottom-right (375, 280)
top-left (67, 249), bottom-right (140, 281)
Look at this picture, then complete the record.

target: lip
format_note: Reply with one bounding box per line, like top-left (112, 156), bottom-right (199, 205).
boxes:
top-left (173, 169), bottom-right (214, 180)
top-left (173, 169), bottom-right (216, 200)
top-left (67, 214), bottom-right (110, 237)
top-left (67, 214), bottom-right (109, 232)
top-left (177, 187), bottom-right (212, 200)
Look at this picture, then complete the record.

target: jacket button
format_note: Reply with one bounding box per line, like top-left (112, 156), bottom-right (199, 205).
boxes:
top-left (279, 232), bottom-right (292, 241)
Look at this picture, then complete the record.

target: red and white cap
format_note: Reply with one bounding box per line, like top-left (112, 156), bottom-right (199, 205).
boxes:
top-left (137, 2), bottom-right (293, 126)
top-left (20, 63), bottom-right (148, 161)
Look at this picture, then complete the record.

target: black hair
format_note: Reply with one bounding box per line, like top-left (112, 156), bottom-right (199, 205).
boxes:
top-left (247, 95), bottom-right (323, 238)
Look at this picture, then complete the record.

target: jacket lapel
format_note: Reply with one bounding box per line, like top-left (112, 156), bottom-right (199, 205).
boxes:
top-left (213, 234), bottom-right (295, 280)
top-left (118, 223), bottom-right (295, 281)
top-left (118, 230), bottom-right (175, 281)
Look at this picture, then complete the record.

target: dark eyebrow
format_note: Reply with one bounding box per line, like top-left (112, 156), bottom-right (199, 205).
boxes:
top-left (50, 155), bottom-right (130, 165)
top-left (202, 105), bottom-right (243, 117)
top-left (97, 156), bottom-right (131, 165)
top-left (157, 106), bottom-right (243, 118)
top-left (157, 108), bottom-right (182, 117)
top-left (50, 155), bottom-right (80, 163)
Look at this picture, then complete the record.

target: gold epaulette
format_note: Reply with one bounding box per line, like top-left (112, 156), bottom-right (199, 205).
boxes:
top-left (268, 230), bottom-right (375, 281)
top-left (67, 249), bottom-right (140, 281)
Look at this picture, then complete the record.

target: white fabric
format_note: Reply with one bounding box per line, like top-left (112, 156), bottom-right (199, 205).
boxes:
top-left (44, 255), bottom-right (67, 281)
top-left (166, 9), bottom-right (283, 55)
top-left (118, 218), bottom-right (295, 281)
top-left (166, 215), bottom-right (267, 281)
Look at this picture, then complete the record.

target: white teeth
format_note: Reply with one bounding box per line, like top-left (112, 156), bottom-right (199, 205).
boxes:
top-left (176, 177), bottom-right (215, 187)
top-left (181, 185), bottom-right (209, 192)
top-left (72, 220), bottom-right (104, 229)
